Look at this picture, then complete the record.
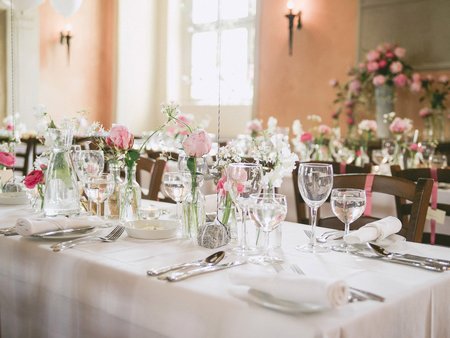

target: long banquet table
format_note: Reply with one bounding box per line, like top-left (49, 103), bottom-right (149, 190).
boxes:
top-left (1, 202), bottom-right (450, 338)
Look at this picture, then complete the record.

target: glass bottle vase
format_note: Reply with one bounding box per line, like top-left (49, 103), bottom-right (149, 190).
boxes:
top-left (43, 128), bottom-right (80, 216)
top-left (182, 173), bottom-right (206, 239)
top-left (106, 161), bottom-right (123, 219)
top-left (119, 164), bottom-right (141, 221)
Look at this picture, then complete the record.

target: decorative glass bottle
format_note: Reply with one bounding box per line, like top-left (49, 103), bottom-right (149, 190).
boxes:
top-left (119, 163), bottom-right (141, 221)
top-left (182, 173), bottom-right (206, 239)
top-left (374, 84), bottom-right (394, 139)
top-left (106, 161), bottom-right (123, 219)
top-left (43, 128), bottom-right (80, 216)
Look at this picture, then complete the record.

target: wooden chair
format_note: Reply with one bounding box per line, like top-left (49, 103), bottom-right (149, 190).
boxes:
top-left (136, 157), bottom-right (167, 201)
top-left (14, 138), bottom-right (38, 176)
top-left (292, 161), bottom-right (372, 223)
top-left (146, 150), bottom-right (179, 161)
top-left (317, 174), bottom-right (433, 243)
top-left (391, 165), bottom-right (450, 246)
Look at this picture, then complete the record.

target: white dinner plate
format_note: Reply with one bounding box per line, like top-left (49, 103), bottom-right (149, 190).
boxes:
top-left (125, 219), bottom-right (178, 240)
top-left (246, 289), bottom-right (326, 314)
top-left (30, 226), bottom-right (97, 240)
top-left (0, 192), bottom-right (29, 205)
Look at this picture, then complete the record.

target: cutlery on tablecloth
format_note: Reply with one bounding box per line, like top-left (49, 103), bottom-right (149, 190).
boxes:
top-left (367, 243), bottom-right (450, 267)
top-left (0, 226), bottom-right (18, 236)
top-left (147, 251), bottom-right (225, 277)
top-left (290, 264), bottom-right (385, 303)
top-left (303, 230), bottom-right (343, 243)
top-left (165, 261), bottom-right (246, 282)
top-left (51, 225), bottom-right (124, 252)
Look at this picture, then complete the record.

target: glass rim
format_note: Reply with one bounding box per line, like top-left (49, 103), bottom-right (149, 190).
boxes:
top-left (299, 162), bottom-right (333, 168)
top-left (227, 162), bottom-right (261, 168)
top-left (331, 188), bottom-right (366, 196)
top-left (249, 192), bottom-right (286, 199)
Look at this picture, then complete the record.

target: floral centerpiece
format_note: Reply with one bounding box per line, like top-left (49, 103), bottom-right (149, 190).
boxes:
top-left (411, 74), bottom-right (449, 141)
top-left (355, 119), bottom-right (377, 166)
top-left (389, 116), bottom-right (413, 167)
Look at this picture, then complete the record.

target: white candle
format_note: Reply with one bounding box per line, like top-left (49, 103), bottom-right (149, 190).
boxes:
top-left (413, 129), bottom-right (419, 143)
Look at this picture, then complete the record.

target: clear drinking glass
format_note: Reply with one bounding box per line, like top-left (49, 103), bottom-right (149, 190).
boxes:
top-left (73, 150), bottom-right (105, 182)
top-left (330, 188), bottom-right (366, 252)
top-left (381, 139), bottom-right (396, 164)
top-left (162, 172), bottom-right (190, 232)
top-left (226, 162), bottom-right (262, 255)
top-left (296, 163), bottom-right (333, 253)
top-left (83, 173), bottom-right (114, 217)
top-left (248, 193), bottom-right (287, 265)
top-left (429, 153), bottom-right (447, 169)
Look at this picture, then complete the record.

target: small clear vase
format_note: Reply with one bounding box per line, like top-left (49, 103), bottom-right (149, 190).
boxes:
top-left (355, 147), bottom-right (370, 167)
top-left (43, 128), bottom-right (80, 216)
top-left (119, 164), bottom-right (141, 221)
top-left (106, 161), bottom-right (123, 219)
top-left (217, 193), bottom-right (238, 241)
top-left (182, 173), bottom-right (206, 239)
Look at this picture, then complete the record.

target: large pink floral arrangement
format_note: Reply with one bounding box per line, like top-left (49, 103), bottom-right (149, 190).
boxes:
top-left (411, 73), bottom-right (449, 111)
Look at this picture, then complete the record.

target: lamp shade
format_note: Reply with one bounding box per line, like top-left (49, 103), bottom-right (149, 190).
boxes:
top-left (50, 0), bottom-right (82, 17)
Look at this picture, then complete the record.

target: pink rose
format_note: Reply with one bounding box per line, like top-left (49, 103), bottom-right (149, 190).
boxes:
top-left (300, 132), bottom-right (313, 142)
top-left (378, 60), bottom-right (387, 68)
top-left (366, 50), bottom-right (380, 62)
top-left (182, 130), bottom-right (212, 157)
top-left (409, 143), bottom-right (419, 152)
top-left (328, 79), bottom-right (338, 87)
top-left (216, 175), bottom-right (227, 195)
top-left (373, 75), bottom-right (386, 86)
top-left (246, 119), bottom-right (263, 133)
top-left (358, 62), bottom-right (366, 70)
top-left (412, 73), bottom-right (421, 82)
top-left (410, 81), bottom-right (422, 92)
top-left (438, 75), bottom-right (449, 83)
top-left (24, 170), bottom-right (44, 189)
top-left (394, 47), bottom-right (406, 58)
top-left (6, 124), bottom-right (13, 131)
top-left (317, 124), bottom-right (331, 135)
top-left (419, 107), bottom-right (432, 118)
top-left (389, 117), bottom-right (413, 134)
top-left (106, 125), bottom-right (134, 150)
top-left (347, 117), bottom-right (355, 125)
top-left (349, 80), bottom-right (361, 94)
top-left (385, 51), bottom-right (394, 59)
top-left (389, 61), bottom-right (403, 74)
top-left (393, 74), bottom-right (408, 87)
top-left (367, 61), bottom-right (379, 72)
top-left (0, 152), bottom-right (15, 167)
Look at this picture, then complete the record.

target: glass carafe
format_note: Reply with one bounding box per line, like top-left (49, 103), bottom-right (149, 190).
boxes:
top-left (43, 128), bottom-right (81, 216)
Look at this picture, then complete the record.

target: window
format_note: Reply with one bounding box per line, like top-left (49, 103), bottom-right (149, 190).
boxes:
top-left (180, 0), bottom-right (257, 106)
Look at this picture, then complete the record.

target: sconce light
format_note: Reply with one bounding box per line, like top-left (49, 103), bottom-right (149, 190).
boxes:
top-left (285, 1), bottom-right (302, 56)
top-left (60, 24), bottom-right (73, 64)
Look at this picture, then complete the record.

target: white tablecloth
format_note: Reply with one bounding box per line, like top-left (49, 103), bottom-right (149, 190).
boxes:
top-left (0, 202), bottom-right (450, 338)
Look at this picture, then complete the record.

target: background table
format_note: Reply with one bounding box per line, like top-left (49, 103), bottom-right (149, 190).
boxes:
top-left (0, 202), bottom-right (449, 338)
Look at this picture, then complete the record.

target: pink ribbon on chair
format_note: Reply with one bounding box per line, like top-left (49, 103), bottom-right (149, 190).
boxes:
top-left (363, 174), bottom-right (375, 216)
top-left (340, 162), bottom-right (346, 174)
top-left (430, 168), bottom-right (438, 245)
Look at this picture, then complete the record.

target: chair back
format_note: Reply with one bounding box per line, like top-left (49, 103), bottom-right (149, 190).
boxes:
top-left (136, 157), bottom-right (167, 200)
top-left (391, 165), bottom-right (450, 245)
top-left (146, 150), bottom-right (179, 161)
top-left (292, 161), bottom-right (372, 223)
top-left (320, 174), bottom-right (433, 242)
top-left (13, 138), bottom-right (38, 176)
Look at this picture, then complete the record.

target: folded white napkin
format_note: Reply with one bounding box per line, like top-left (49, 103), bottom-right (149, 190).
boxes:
top-left (344, 216), bottom-right (402, 244)
top-left (15, 216), bottom-right (103, 236)
top-left (230, 271), bottom-right (349, 308)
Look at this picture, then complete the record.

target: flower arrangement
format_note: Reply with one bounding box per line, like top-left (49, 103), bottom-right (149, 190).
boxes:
top-left (357, 119), bottom-right (377, 148)
top-left (389, 117), bottom-right (413, 135)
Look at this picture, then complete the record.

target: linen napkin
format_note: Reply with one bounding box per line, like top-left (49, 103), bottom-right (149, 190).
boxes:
top-left (343, 216), bottom-right (402, 244)
top-left (15, 216), bottom-right (103, 236)
top-left (230, 270), bottom-right (349, 308)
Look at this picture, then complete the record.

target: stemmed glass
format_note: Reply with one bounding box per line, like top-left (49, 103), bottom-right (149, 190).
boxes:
top-left (73, 150), bottom-right (105, 181)
top-left (162, 172), bottom-right (190, 233)
top-left (296, 163), bottom-right (333, 253)
top-left (226, 162), bottom-right (262, 255)
top-left (248, 193), bottom-right (287, 264)
top-left (83, 173), bottom-right (115, 217)
top-left (330, 189), bottom-right (366, 252)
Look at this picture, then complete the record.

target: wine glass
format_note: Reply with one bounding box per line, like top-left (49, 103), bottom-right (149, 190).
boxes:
top-left (83, 173), bottom-right (114, 217)
top-left (330, 189), bottom-right (366, 252)
top-left (226, 162), bottom-right (262, 255)
top-left (429, 153), bottom-right (448, 169)
top-left (419, 141), bottom-right (436, 166)
top-left (381, 139), bottom-right (396, 164)
top-left (296, 163), bottom-right (333, 253)
top-left (73, 150), bottom-right (105, 181)
top-left (162, 172), bottom-right (190, 233)
top-left (248, 193), bottom-right (287, 264)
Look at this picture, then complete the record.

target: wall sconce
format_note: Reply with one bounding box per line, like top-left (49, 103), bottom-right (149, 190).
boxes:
top-left (60, 24), bottom-right (73, 64)
top-left (285, 1), bottom-right (302, 56)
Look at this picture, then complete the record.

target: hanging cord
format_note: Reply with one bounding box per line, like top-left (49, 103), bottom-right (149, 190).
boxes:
top-left (9, 1), bottom-right (17, 184)
top-left (215, 3), bottom-right (222, 214)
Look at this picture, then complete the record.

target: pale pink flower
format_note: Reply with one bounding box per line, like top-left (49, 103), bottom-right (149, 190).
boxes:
top-left (317, 124), bottom-right (331, 135)
top-left (410, 81), bottom-right (422, 92)
top-left (246, 119), bottom-right (263, 133)
top-left (358, 62), bottom-right (366, 70)
top-left (349, 80), bottom-right (361, 94)
top-left (438, 75), bottom-right (449, 83)
top-left (394, 47), bottom-right (406, 58)
top-left (358, 119), bottom-right (377, 132)
top-left (390, 61), bottom-right (403, 74)
top-left (367, 61), bottom-right (379, 72)
top-left (373, 75), bottom-right (386, 86)
top-left (328, 79), bottom-right (338, 87)
top-left (366, 50), bottom-right (380, 62)
top-left (393, 74), bottom-right (408, 87)
top-left (378, 59), bottom-right (387, 68)
top-left (412, 73), bottom-right (421, 82)
top-left (419, 107), bottom-right (432, 118)
top-left (182, 130), bottom-right (212, 157)
top-left (389, 117), bottom-right (413, 134)
top-left (106, 124), bottom-right (134, 150)
top-left (300, 132), bottom-right (313, 142)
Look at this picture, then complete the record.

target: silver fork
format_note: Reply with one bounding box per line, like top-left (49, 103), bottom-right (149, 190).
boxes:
top-left (303, 230), bottom-right (342, 243)
top-left (51, 225), bottom-right (125, 252)
top-left (290, 264), bottom-right (384, 303)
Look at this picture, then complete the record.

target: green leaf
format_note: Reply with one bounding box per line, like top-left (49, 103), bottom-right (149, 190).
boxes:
top-left (127, 149), bottom-right (140, 162)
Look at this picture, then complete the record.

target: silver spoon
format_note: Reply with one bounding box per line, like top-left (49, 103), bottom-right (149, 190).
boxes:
top-left (147, 250), bottom-right (225, 277)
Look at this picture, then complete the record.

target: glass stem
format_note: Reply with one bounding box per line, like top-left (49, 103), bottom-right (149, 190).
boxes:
top-left (310, 207), bottom-right (318, 247)
top-left (264, 230), bottom-right (270, 258)
top-left (240, 206), bottom-right (248, 250)
top-left (97, 201), bottom-right (101, 217)
top-left (344, 222), bottom-right (350, 236)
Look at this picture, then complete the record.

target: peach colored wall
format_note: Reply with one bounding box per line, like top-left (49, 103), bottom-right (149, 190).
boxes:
top-left (39, 0), bottom-right (116, 128)
top-left (256, 0), bottom-right (449, 135)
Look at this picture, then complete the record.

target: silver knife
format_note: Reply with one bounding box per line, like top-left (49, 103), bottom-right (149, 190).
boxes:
top-left (32, 226), bottom-right (96, 238)
top-left (392, 253), bottom-right (450, 267)
top-left (166, 261), bottom-right (246, 282)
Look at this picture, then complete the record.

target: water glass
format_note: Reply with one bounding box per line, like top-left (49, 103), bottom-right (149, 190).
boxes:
top-left (296, 163), bottom-right (333, 253)
top-left (162, 172), bottom-right (190, 232)
top-left (83, 173), bottom-right (114, 217)
top-left (429, 153), bottom-right (448, 169)
top-left (330, 189), bottom-right (366, 252)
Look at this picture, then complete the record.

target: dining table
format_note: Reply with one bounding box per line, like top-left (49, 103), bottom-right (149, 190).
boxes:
top-left (0, 201), bottom-right (450, 338)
